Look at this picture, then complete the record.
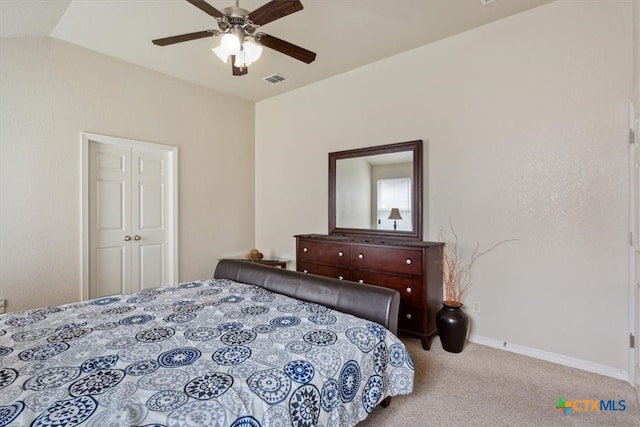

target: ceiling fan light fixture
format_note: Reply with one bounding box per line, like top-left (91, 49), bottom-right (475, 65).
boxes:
top-left (213, 32), bottom-right (243, 64)
top-left (243, 40), bottom-right (263, 64)
top-left (212, 45), bottom-right (230, 63)
top-left (220, 33), bottom-right (241, 55)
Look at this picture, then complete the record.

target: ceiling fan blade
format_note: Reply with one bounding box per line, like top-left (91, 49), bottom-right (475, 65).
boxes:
top-left (231, 56), bottom-right (248, 76)
top-left (152, 30), bottom-right (216, 46)
top-left (185, 0), bottom-right (224, 18)
top-left (258, 33), bottom-right (316, 64)
top-left (249, 0), bottom-right (303, 26)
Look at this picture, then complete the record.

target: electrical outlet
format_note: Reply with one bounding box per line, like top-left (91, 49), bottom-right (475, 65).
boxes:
top-left (472, 301), bottom-right (480, 313)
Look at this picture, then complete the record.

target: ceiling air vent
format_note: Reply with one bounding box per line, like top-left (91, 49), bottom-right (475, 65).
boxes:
top-left (263, 73), bottom-right (289, 84)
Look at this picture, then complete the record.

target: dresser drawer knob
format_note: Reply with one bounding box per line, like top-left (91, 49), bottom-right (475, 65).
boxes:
top-left (358, 253), bottom-right (364, 259)
top-left (405, 258), bottom-right (412, 265)
top-left (303, 247), bottom-right (308, 253)
top-left (338, 276), bottom-right (344, 280)
top-left (406, 287), bottom-right (412, 293)
top-left (303, 269), bottom-right (308, 273)
top-left (406, 314), bottom-right (412, 320)
top-left (358, 279), bottom-right (364, 284)
top-left (338, 251), bottom-right (344, 257)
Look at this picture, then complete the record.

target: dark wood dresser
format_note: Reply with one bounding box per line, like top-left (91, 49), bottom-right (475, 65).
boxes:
top-left (295, 234), bottom-right (443, 350)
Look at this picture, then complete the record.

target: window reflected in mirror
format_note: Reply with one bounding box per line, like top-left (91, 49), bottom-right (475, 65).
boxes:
top-left (377, 178), bottom-right (412, 231)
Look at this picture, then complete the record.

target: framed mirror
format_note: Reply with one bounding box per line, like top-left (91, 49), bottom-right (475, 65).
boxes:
top-left (329, 140), bottom-right (423, 240)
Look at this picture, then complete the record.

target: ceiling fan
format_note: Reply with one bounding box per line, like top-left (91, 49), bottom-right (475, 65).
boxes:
top-left (152, 0), bottom-right (316, 76)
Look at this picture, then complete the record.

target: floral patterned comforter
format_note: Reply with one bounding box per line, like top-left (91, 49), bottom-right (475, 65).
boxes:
top-left (0, 278), bottom-right (414, 426)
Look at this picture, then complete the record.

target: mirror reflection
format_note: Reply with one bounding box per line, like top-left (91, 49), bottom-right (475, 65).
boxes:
top-left (335, 152), bottom-right (413, 231)
top-left (329, 140), bottom-right (423, 240)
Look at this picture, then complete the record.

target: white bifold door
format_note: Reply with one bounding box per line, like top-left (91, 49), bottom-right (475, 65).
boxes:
top-left (86, 135), bottom-right (177, 299)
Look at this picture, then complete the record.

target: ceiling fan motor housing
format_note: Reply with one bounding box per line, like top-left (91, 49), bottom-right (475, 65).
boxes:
top-left (219, 7), bottom-right (258, 35)
top-left (222, 6), bottom-right (249, 26)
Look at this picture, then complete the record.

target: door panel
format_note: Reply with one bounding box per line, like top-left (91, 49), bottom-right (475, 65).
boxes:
top-left (95, 247), bottom-right (127, 297)
top-left (139, 182), bottom-right (164, 230)
top-left (89, 142), bottom-right (131, 298)
top-left (139, 156), bottom-right (164, 176)
top-left (131, 147), bottom-right (171, 291)
top-left (139, 244), bottom-right (165, 289)
top-left (96, 181), bottom-right (125, 230)
top-left (97, 150), bottom-right (125, 171)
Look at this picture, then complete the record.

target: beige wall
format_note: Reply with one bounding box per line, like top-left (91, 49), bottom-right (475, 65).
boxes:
top-left (256, 0), bottom-right (632, 372)
top-left (0, 37), bottom-right (255, 312)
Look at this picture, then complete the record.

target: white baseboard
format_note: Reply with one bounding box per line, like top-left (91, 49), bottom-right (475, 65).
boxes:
top-left (467, 334), bottom-right (629, 382)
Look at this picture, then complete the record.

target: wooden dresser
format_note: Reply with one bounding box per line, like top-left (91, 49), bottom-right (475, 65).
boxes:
top-left (295, 234), bottom-right (443, 350)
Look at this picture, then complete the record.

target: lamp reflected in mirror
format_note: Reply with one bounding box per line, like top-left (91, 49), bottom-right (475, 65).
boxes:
top-left (388, 208), bottom-right (403, 231)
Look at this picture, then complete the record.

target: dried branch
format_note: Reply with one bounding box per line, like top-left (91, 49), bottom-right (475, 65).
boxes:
top-left (438, 218), bottom-right (517, 306)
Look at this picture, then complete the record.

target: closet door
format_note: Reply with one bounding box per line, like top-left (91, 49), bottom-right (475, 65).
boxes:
top-left (88, 138), bottom-right (176, 299)
top-left (89, 142), bottom-right (133, 297)
top-left (131, 147), bottom-right (171, 291)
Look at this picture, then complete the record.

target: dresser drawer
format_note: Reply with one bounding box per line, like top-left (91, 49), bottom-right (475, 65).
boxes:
top-left (351, 245), bottom-right (422, 275)
top-left (353, 270), bottom-right (423, 306)
top-left (297, 262), bottom-right (352, 281)
top-left (398, 303), bottom-right (425, 335)
top-left (298, 239), bottom-right (351, 266)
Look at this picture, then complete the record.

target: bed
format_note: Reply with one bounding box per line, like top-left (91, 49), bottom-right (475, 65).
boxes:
top-left (0, 260), bottom-right (414, 426)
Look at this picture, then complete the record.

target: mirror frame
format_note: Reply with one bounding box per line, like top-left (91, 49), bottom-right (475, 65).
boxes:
top-left (329, 140), bottom-right (423, 240)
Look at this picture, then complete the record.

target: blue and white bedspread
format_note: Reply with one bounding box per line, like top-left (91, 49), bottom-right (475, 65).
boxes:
top-left (0, 278), bottom-right (414, 426)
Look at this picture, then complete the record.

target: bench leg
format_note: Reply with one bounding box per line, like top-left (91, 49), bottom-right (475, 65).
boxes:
top-left (381, 396), bottom-right (392, 408)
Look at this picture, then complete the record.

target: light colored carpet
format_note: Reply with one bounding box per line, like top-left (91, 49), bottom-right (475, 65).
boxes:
top-left (362, 337), bottom-right (639, 426)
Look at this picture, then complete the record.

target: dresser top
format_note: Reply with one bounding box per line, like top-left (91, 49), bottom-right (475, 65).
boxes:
top-left (295, 234), bottom-right (443, 248)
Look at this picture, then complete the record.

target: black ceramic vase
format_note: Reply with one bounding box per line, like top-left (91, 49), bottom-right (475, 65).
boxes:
top-left (436, 303), bottom-right (469, 353)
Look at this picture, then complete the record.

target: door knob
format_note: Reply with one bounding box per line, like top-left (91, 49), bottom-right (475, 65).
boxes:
top-left (134, 235), bottom-right (141, 241)
top-left (124, 235), bottom-right (131, 241)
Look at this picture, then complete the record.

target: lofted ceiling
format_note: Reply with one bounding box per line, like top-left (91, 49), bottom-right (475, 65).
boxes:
top-left (0, 0), bottom-right (554, 101)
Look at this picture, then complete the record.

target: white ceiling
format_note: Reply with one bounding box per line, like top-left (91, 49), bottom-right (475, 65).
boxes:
top-left (0, 0), bottom-right (553, 101)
